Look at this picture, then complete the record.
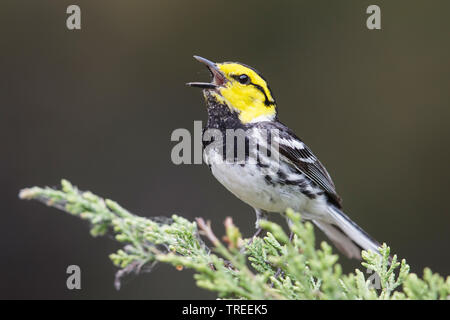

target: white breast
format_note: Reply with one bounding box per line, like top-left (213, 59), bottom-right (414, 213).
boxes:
top-left (204, 147), bottom-right (312, 214)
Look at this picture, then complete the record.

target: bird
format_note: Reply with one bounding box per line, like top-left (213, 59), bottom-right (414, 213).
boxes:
top-left (187, 55), bottom-right (380, 259)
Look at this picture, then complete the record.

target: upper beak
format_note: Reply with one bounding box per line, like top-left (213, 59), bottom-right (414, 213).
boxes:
top-left (186, 55), bottom-right (227, 89)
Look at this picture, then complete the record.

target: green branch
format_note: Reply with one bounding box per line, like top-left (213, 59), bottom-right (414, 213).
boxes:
top-left (19, 180), bottom-right (450, 299)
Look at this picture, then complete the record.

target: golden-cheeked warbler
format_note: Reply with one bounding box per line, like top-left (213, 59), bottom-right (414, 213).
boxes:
top-left (188, 56), bottom-right (380, 259)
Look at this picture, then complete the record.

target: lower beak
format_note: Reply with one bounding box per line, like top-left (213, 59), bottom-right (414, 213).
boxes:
top-left (186, 56), bottom-right (227, 89)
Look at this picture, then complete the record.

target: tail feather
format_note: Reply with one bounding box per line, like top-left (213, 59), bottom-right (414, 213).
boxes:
top-left (320, 205), bottom-right (381, 259)
top-left (327, 205), bottom-right (381, 257)
top-left (313, 220), bottom-right (362, 259)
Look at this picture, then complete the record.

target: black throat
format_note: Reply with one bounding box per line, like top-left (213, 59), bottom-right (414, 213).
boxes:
top-left (202, 91), bottom-right (250, 159)
top-left (201, 90), bottom-right (277, 166)
top-left (203, 90), bottom-right (246, 132)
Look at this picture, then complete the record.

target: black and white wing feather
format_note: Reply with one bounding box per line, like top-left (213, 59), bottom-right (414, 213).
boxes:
top-left (255, 121), bottom-right (343, 207)
top-left (252, 121), bottom-right (381, 259)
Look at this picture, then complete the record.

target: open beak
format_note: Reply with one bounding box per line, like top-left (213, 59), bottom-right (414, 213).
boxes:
top-left (186, 56), bottom-right (227, 89)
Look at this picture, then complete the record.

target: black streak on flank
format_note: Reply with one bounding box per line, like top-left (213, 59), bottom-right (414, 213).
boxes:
top-left (302, 189), bottom-right (316, 199)
top-left (264, 175), bottom-right (274, 185)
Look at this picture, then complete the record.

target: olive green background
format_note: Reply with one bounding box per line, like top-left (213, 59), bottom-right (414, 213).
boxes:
top-left (1, 0), bottom-right (449, 299)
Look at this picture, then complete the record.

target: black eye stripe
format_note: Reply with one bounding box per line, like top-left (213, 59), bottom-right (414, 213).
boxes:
top-left (231, 73), bottom-right (275, 106)
top-left (250, 83), bottom-right (275, 106)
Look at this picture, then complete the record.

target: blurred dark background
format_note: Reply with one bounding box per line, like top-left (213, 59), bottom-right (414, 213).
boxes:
top-left (1, 0), bottom-right (449, 299)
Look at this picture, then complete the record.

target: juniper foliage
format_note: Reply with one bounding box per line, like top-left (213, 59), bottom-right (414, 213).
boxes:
top-left (19, 180), bottom-right (450, 299)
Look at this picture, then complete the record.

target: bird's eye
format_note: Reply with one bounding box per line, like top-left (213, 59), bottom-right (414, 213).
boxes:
top-left (237, 74), bottom-right (250, 85)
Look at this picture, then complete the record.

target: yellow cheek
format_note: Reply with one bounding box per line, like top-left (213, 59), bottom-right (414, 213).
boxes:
top-left (219, 85), bottom-right (275, 123)
top-left (220, 85), bottom-right (254, 110)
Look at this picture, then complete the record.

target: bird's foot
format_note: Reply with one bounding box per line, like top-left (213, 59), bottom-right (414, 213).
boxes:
top-left (247, 227), bottom-right (263, 245)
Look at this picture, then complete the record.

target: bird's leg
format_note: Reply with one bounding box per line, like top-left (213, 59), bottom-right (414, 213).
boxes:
top-left (248, 227), bottom-right (262, 244)
top-left (289, 230), bottom-right (294, 242)
top-left (247, 208), bottom-right (268, 245)
top-left (271, 219), bottom-right (295, 284)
